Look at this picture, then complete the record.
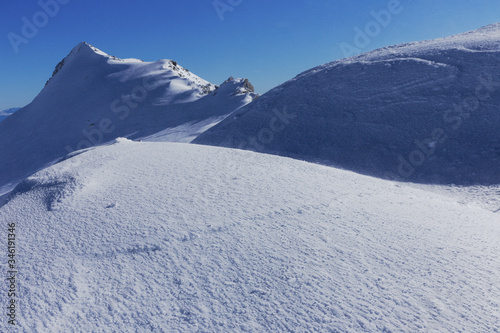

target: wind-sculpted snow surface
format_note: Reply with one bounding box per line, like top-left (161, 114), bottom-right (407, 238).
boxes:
top-left (1, 140), bottom-right (499, 331)
top-left (0, 42), bottom-right (256, 195)
top-left (195, 23), bottom-right (500, 185)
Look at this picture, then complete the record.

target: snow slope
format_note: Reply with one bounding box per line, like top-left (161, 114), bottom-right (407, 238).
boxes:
top-left (0, 108), bottom-right (20, 122)
top-left (1, 140), bottom-right (499, 332)
top-left (195, 23), bottom-right (500, 185)
top-left (0, 43), bottom-right (257, 195)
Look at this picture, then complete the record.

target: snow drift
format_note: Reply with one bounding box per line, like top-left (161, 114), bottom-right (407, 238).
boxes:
top-left (0, 42), bottom-right (257, 195)
top-left (0, 140), bottom-right (498, 331)
top-left (194, 23), bottom-right (500, 185)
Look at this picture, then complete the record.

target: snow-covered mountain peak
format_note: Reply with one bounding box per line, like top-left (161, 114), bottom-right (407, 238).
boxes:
top-left (216, 77), bottom-right (257, 97)
top-left (72, 41), bottom-right (110, 57)
top-left (45, 42), bottom-right (114, 87)
top-left (59, 41), bottom-right (114, 67)
top-left (474, 22), bottom-right (500, 34)
top-left (289, 23), bottom-right (500, 82)
top-left (0, 43), bottom-right (258, 195)
top-left (353, 22), bottom-right (500, 63)
top-left (195, 23), bottom-right (500, 185)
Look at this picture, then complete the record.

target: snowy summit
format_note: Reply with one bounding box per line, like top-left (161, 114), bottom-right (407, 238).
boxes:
top-left (0, 42), bottom-right (257, 195)
top-left (195, 23), bottom-right (500, 185)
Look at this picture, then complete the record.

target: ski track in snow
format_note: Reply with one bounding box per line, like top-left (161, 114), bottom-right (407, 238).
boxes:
top-left (1, 140), bottom-right (499, 332)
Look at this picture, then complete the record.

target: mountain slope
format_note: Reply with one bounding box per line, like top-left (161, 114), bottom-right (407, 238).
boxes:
top-left (0, 42), bottom-right (256, 195)
top-left (0, 108), bottom-right (20, 122)
top-left (194, 23), bottom-right (500, 185)
top-left (1, 140), bottom-right (499, 331)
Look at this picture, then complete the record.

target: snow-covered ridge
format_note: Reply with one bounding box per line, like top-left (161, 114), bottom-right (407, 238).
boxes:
top-left (0, 42), bottom-right (258, 195)
top-left (295, 23), bottom-right (500, 81)
top-left (195, 23), bottom-right (500, 185)
top-left (46, 42), bottom-right (218, 102)
top-left (1, 140), bottom-right (498, 331)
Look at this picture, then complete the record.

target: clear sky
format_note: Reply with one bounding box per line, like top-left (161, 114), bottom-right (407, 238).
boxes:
top-left (1, 0), bottom-right (499, 110)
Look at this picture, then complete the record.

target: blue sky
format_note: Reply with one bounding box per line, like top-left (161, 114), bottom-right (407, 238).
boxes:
top-left (1, 0), bottom-right (499, 110)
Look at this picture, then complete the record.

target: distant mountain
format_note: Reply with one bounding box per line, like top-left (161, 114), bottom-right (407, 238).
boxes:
top-left (0, 42), bottom-right (257, 194)
top-left (195, 23), bottom-right (500, 185)
top-left (0, 107), bottom-right (20, 122)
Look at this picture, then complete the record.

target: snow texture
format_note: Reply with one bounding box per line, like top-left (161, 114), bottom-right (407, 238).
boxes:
top-left (1, 140), bottom-right (499, 332)
top-left (195, 23), bottom-right (500, 185)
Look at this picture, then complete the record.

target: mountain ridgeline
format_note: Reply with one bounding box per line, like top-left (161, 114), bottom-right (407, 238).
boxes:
top-left (195, 23), bottom-right (500, 185)
top-left (1, 24), bottom-right (500, 193)
top-left (0, 42), bottom-right (257, 194)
